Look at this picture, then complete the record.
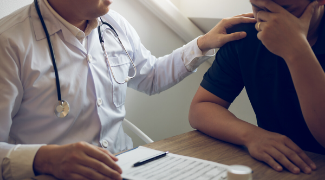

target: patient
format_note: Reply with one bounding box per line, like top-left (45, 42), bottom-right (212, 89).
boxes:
top-left (189, 0), bottom-right (325, 175)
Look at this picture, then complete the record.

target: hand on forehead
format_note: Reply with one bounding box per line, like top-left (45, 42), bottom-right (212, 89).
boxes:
top-left (250, 0), bottom-right (314, 18)
top-left (250, 0), bottom-right (281, 13)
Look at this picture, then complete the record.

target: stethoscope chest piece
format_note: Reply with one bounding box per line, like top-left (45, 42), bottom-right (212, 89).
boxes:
top-left (55, 100), bottom-right (70, 118)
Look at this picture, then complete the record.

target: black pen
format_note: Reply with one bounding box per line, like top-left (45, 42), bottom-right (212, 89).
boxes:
top-left (133, 151), bottom-right (169, 167)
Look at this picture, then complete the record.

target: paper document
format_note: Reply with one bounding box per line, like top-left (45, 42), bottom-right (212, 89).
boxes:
top-left (116, 146), bottom-right (229, 180)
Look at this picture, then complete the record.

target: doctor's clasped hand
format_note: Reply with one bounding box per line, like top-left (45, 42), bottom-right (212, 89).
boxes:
top-left (0, 0), bottom-right (256, 179)
top-left (33, 142), bottom-right (122, 180)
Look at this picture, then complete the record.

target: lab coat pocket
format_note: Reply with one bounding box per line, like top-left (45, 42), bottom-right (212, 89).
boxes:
top-left (110, 57), bottom-right (130, 108)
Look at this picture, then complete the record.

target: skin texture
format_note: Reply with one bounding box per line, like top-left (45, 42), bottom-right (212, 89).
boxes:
top-left (33, 1), bottom-right (257, 180)
top-left (190, 0), bottom-right (325, 175)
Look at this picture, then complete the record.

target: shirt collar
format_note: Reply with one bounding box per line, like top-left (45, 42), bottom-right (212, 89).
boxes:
top-left (32, 0), bottom-right (100, 42)
top-left (312, 9), bottom-right (325, 54)
top-left (43, 0), bottom-right (99, 41)
top-left (31, 0), bottom-right (61, 41)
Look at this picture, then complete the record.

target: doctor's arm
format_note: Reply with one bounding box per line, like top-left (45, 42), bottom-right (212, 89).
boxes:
top-left (0, 34), bottom-right (35, 180)
top-left (0, 36), bottom-right (122, 180)
top-left (126, 13), bottom-right (256, 94)
top-left (189, 87), bottom-right (316, 174)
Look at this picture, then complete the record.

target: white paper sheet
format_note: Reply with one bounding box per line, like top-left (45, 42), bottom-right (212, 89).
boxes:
top-left (116, 146), bottom-right (228, 180)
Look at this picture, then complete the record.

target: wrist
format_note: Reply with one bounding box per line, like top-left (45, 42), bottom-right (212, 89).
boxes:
top-left (33, 145), bottom-right (57, 175)
top-left (197, 35), bottom-right (211, 53)
top-left (241, 126), bottom-right (265, 147)
top-left (282, 41), bottom-right (312, 63)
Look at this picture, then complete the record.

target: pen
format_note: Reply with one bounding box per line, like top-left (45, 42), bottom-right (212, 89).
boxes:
top-left (133, 151), bottom-right (169, 167)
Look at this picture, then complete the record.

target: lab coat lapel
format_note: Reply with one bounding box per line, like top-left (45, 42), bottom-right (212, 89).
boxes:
top-left (30, 0), bottom-right (61, 41)
top-left (61, 28), bottom-right (87, 54)
top-left (30, 0), bottom-right (87, 54)
top-left (87, 27), bottom-right (99, 55)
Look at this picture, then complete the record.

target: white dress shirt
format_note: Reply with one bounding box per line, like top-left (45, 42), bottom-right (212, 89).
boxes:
top-left (0, 0), bottom-right (214, 179)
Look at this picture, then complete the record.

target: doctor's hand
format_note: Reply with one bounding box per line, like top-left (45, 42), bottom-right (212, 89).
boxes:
top-left (33, 142), bottom-right (122, 180)
top-left (245, 128), bottom-right (316, 174)
top-left (198, 13), bottom-right (257, 53)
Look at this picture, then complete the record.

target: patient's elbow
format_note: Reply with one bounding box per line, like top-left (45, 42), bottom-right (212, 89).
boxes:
top-left (188, 103), bottom-right (199, 129)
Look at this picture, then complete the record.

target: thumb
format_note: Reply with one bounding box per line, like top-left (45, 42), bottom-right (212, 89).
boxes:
top-left (220, 32), bottom-right (247, 45)
top-left (300, 1), bottom-right (318, 24)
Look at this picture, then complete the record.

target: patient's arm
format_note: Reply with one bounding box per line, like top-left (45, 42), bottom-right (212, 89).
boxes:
top-left (189, 86), bottom-right (316, 174)
top-left (189, 87), bottom-right (254, 146)
top-left (253, 0), bottom-right (325, 148)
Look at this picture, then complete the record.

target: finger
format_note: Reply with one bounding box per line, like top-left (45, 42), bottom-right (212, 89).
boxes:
top-left (222, 17), bottom-right (257, 29)
top-left (300, 1), bottom-right (319, 25)
top-left (266, 147), bottom-right (300, 174)
top-left (284, 138), bottom-right (317, 170)
top-left (97, 147), bottom-right (119, 162)
top-left (258, 152), bottom-right (283, 172)
top-left (234, 12), bottom-right (255, 18)
top-left (67, 173), bottom-right (88, 180)
top-left (253, 0), bottom-right (285, 13)
top-left (255, 22), bottom-right (266, 32)
top-left (79, 156), bottom-right (122, 179)
top-left (84, 146), bottom-right (122, 174)
top-left (73, 164), bottom-right (121, 180)
top-left (274, 144), bottom-right (312, 174)
top-left (220, 32), bottom-right (247, 44)
top-left (256, 10), bottom-right (272, 22)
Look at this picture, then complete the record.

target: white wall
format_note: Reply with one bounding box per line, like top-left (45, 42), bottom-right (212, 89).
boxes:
top-left (0, 0), bottom-right (257, 148)
top-left (176, 0), bottom-right (253, 18)
top-left (0, 0), bottom-right (33, 18)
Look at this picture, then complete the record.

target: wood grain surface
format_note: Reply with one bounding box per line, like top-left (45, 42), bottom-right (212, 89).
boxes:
top-left (143, 130), bottom-right (325, 180)
top-left (29, 130), bottom-right (325, 180)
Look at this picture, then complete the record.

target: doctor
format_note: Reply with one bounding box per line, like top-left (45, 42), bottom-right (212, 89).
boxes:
top-left (0, 0), bottom-right (256, 179)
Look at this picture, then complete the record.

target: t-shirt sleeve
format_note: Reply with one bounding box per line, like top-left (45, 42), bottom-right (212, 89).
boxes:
top-left (201, 41), bottom-right (244, 103)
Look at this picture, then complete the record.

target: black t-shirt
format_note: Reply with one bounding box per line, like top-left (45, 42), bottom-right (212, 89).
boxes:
top-left (201, 17), bottom-right (325, 155)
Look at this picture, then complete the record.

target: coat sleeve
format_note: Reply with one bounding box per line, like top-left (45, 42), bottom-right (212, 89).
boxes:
top-left (109, 11), bottom-right (214, 95)
top-left (0, 33), bottom-right (30, 180)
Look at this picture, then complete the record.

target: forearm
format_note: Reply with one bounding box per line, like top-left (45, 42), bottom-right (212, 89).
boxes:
top-left (285, 48), bottom-right (325, 148)
top-left (189, 101), bottom-right (262, 146)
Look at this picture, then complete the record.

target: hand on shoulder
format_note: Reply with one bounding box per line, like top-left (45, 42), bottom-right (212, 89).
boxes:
top-left (198, 13), bottom-right (257, 52)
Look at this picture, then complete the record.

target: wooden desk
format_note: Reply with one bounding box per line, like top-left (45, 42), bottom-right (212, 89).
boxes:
top-left (143, 130), bottom-right (325, 180)
top-left (29, 130), bottom-right (325, 180)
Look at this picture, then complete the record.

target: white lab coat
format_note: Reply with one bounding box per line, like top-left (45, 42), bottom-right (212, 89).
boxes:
top-left (0, 0), bottom-right (213, 179)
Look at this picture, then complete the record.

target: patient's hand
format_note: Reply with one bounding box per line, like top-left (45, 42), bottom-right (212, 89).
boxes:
top-left (33, 142), bottom-right (122, 180)
top-left (198, 13), bottom-right (256, 53)
top-left (245, 129), bottom-right (316, 174)
top-left (254, 0), bottom-right (318, 62)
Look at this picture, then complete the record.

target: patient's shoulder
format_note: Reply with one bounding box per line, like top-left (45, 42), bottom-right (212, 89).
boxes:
top-left (223, 23), bottom-right (260, 50)
top-left (217, 23), bottom-right (261, 57)
top-left (227, 23), bottom-right (257, 36)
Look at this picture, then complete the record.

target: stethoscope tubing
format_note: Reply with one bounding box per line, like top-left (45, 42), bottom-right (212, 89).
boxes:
top-left (34, 0), bottom-right (62, 102)
top-left (33, 0), bottom-right (137, 118)
top-left (98, 18), bottom-right (137, 84)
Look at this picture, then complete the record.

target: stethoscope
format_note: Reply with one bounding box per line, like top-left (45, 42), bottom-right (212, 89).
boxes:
top-left (34, 0), bottom-right (137, 118)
